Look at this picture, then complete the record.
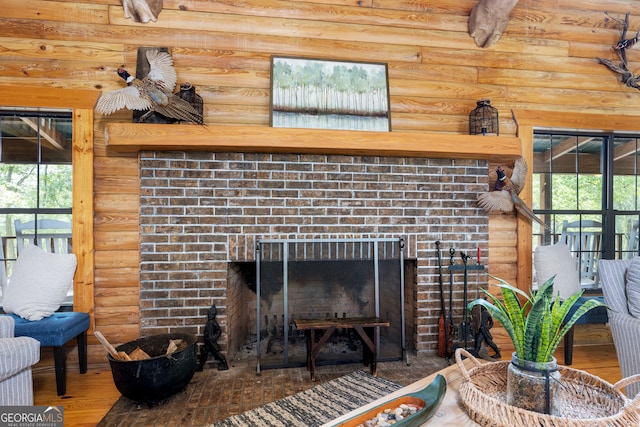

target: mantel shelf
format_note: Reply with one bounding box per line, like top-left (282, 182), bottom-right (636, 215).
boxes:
top-left (104, 123), bottom-right (521, 162)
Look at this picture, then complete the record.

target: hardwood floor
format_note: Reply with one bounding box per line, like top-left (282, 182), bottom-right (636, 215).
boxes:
top-left (31, 343), bottom-right (622, 426)
top-left (32, 362), bottom-right (119, 427)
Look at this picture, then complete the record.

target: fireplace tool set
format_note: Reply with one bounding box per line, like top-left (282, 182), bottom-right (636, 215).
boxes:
top-left (436, 241), bottom-right (491, 363)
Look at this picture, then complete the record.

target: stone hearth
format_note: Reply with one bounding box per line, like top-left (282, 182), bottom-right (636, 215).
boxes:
top-left (138, 151), bottom-right (489, 359)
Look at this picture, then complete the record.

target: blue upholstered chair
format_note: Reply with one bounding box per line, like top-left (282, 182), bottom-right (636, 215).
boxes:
top-left (1, 244), bottom-right (90, 396)
top-left (9, 312), bottom-right (90, 396)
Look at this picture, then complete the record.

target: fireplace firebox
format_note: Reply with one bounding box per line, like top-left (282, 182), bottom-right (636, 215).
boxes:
top-left (255, 237), bottom-right (405, 372)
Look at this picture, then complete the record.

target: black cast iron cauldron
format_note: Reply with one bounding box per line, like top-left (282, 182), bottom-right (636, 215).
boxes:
top-left (107, 333), bottom-right (198, 402)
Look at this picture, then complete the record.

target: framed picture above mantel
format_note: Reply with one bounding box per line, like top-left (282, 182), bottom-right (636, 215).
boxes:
top-left (270, 56), bottom-right (391, 132)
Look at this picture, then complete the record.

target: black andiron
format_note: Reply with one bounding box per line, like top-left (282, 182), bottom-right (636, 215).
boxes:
top-left (197, 303), bottom-right (229, 371)
top-left (471, 303), bottom-right (501, 359)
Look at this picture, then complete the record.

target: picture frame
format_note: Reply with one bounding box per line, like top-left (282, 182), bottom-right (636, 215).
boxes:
top-left (270, 56), bottom-right (391, 132)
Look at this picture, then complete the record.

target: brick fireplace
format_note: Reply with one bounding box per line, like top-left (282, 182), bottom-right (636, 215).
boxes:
top-left (138, 151), bottom-right (489, 361)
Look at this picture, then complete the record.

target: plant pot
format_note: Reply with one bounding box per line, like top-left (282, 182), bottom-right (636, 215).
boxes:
top-left (507, 352), bottom-right (562, 415)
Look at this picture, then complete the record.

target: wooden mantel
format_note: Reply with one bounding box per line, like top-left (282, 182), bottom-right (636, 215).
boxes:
top-left (104, 123), bottom-right (521, 163)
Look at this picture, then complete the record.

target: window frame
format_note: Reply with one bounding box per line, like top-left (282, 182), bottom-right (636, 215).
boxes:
top-left (0, 85), bottom-right (97, 329)
top-left (511, 110), bottom-right (640, 291)
top-left (531, 130), bottom-right (640, 289)
top-left (0, 109), bottom-right (74, 304)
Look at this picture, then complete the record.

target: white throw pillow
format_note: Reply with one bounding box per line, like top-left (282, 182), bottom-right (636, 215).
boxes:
top-left (626, 257), bottom-right (640, 318)
top-left (534, 242), bottom-right (582, 300)
top-left (3, 244), bottom-right (77, 321)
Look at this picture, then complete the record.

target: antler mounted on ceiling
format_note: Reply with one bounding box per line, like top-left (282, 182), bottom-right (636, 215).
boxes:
top-left (469, 0), bottom-right (520, 48)
top-left (121, 0), bottom-right (163, 23)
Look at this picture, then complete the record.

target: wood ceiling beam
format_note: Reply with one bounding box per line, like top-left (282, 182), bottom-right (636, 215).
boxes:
top-left (1, 118), bottom-right (68, 151)
top-left (18, 117), bottom-right (68, 150)
top-left (613, 139), bottom-right (640, 162)
top-left (542, 136), bottom-right (595, 163)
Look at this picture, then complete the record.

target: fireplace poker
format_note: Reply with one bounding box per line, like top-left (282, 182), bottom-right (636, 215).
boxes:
top-left (459, 252), bottom-right (473, 350)
top-left (435, 241), bottom-right (453, 360)
top-left (448, 248), bottom-right (456, 344)
top-left (476, 247), bottom-right (481, 283)
top-left (476, 247), bottom-right (481, 300)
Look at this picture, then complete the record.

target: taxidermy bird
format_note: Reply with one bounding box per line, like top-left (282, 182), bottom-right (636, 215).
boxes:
top-left (177, 82), bottom-right (203, 119)
top-left (605, 12), bottom-right (640, 52)
top-left (95, 49), bottom-right (203, 124)
top-left (615, 28), bottom-right (640, 51)
top-left (477, 158), bottom-right (548, 229)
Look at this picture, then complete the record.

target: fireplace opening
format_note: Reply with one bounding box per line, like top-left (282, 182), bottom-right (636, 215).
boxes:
top-left (227, 238), bottom-right (415, 371)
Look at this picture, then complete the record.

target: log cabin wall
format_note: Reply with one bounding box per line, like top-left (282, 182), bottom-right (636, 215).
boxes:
top-left (0, 0), bottom-right (636, 362)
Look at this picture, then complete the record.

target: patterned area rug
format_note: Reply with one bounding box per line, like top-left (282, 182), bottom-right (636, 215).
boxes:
top-left (97, 365), bottom-right (408, 427)
top-left (211, 370), bottom-right (401, 427)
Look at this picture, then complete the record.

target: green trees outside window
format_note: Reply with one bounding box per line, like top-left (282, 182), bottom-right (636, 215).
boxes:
top-left (532, 131), bottom-right (640, 288)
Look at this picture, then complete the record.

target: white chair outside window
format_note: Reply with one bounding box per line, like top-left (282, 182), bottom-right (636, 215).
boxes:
top-left (0, 243), bottom-right (7, 304)
top-left (14, 219), bottom-right (72, 255)
top-left (628, 220), bottom-right (639, 259)
top-left (559, 219), bottom-right (602, 289)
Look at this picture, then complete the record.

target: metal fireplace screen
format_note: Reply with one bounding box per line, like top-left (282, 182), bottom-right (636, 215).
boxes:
top-left (256, 237), bottom-right (405, 371)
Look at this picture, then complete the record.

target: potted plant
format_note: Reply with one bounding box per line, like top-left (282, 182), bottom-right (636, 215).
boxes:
top-left (468, 275), bottom-right (606, 415)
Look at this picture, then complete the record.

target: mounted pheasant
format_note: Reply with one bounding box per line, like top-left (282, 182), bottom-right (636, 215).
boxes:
top-left (477, 158), bottom-right (547, 228)
top-left (95, 49), bottom-right (203, 124)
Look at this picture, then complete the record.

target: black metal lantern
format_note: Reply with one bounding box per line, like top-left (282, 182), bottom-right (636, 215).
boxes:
top-left (469, 99), bottom-right (499, 136)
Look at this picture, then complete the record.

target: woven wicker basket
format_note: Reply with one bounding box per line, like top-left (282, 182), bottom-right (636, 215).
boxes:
top-left (455, 348), bottom-right (640, 427)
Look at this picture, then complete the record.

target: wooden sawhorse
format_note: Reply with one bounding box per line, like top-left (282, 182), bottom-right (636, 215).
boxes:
top-left (293, 317), bottom-right (390, 381)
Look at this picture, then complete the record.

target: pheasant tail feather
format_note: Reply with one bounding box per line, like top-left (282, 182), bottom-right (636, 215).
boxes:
top-left (511, 193), bottom-right (549, 230)
top-left (153, 95), bottom-right (203, 124)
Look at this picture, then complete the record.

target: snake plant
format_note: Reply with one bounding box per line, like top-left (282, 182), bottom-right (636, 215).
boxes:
top-left (468, 275), bottom-right (607, 363)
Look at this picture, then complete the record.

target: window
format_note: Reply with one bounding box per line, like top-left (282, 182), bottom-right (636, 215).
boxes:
top-left (611, 135), bottom-right (640, 259)
top-left (0, 109), bottom-right (73, 306)
top-left (532, 130), bottom-right (640, 289)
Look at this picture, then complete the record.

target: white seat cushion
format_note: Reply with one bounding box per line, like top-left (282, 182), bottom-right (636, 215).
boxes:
top-left (2, 244), bottom-right (76, 321)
